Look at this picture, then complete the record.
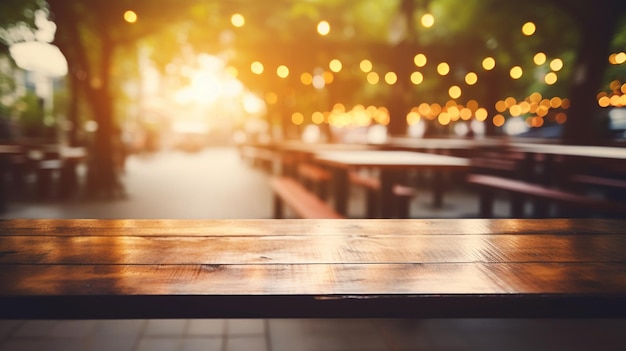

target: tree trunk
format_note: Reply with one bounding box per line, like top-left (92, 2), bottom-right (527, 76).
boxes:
top-left (49, 1), bottom-right (121, 198)
top-left (561, 2), bottom-right (622, 145)
top-left (86, 37), bottom-right (120, 197)
top-left (387, 0), bottom-right (416, 136)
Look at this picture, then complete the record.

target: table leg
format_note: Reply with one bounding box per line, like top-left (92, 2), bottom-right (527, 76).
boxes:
top-left (433, 170), bottom-right (444, 208)
top-left (380, 170), bottom-right (396, 218)
top-left (333, 168), bottom-right (349, 216)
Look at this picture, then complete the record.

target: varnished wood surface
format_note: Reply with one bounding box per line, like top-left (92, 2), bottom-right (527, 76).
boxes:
top-left (315, 150), bottom-right (469, 169)
top-left (1, 219), bottom-right (626, 319)
top-left (509, 143), bottom-right (626, 160)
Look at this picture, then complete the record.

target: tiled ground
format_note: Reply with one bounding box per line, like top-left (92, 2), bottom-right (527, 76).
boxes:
top-left (2, 147), bottom-right (624, 350)
top-left (1, 319), bottom-right (626, 351)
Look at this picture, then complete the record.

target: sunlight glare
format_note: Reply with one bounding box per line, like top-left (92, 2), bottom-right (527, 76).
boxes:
top-left (243, 92), bottom-right (266, 115)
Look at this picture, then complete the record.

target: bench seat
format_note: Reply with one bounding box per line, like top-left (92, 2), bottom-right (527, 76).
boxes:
top-left (1, 218), bottom-right (626, 319)
top-left (349, 171), bottom-right (415, 218)
top-left (297, 163), bottom-right (332, 199)
top-left (468, 173), bottom-right (626, 217)
top-left (270, 176), bottom-right (344, 219)
top-left (240, 146), bottom-right (275, 172)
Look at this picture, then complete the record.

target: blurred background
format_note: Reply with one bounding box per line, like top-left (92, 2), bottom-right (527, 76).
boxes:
top-left (2, 3), bottom-right (626, 351)
top-left (0, 0), bottom-right (625, 217)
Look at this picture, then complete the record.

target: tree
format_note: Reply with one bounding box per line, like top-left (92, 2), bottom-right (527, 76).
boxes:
top-left (44, 0), bottom-right (202, 197)
top-left (3, 0), bottom-right (625, 201)
top-left (555, 0), bottom-right (626, 144)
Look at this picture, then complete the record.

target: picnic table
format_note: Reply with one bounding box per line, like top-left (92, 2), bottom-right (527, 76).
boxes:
top-left (315, 150), bottom-right (470, 218)
top-left (1, 218), bottom-right (626, 319)
top-left (0, 144), bottom-right (24, 212)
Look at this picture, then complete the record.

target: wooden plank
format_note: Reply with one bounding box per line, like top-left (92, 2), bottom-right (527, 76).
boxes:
top-left (315, 150), bottom-right (469, 169)
top-left (468, 174), bottom-right (626, 215)
top-left (1, 263), bottom-right (626, 318)
top-left (2, 234), bottom-right (626, 265)
top-left (270, 177), bottom-right (343, 219)
top-left (570, 174), bottom-right (626, 190)
top-left (2, 219), bottom-right (626, 319)
top-left (2, 218), bottom-right (626, 236)
top-left (3, 262), bottom-right (626, 296)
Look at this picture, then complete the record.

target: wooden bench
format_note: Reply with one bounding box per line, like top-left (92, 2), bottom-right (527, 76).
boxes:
top-left (239, 145), bottom-right (276, 173)
top-left (467, 173), bottom-right (626, 218)
top-left (269, 176), bottom-right (344, 219)
top-left (349, 171), bottom-right (415, 218)
top-left (569, 174), bottom-right (626, 202)
top-left (1, 218), bottom-right (626, 319)
top-left (570, 174), bottom-right (626, 190)
top-left (297, 163), bottom-right (332, 199)
top-left (36, 159), bottom-right (64, 199)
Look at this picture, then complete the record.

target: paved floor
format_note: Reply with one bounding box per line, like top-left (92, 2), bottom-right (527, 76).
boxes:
top-left (1, 147), bottom-right (625, 350)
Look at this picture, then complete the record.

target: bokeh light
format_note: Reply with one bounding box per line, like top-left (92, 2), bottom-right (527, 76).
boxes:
top-left (291, 112), bottom-right (304, 125)
top-left (329, 59), bottom-right (342, 73)
top-left (521, 22), bottom-right (536, 36)
top-left (317, 21), bottom-right (330, 36)
top-left (465, 72), bottom-right (478, 85)
top-left (555, 112), bottom-right (568, 124)
top-left (448, 85), bottom-right (462, 99)
top-left (251, 61), bottom-right (264, 74)
top-left (384, 72), bottom-right (398, 85)
top-left (510, 66), bottom-right (523, 79)
top-left (421, 13), bottom-right (435, 28)
top-left (438, 112), bottom-right (450, 125)
top-left (124, 10), bottom-right (137, 23)
top-left (323, 71), bottom-right (334, 84)
top-left (407, 110), bottom-right (421, 125)
top-left (482, 57), bottom-right (496, 70)
top-left (366, 72), bottom-right (379, 84)
top-left (300, 72), bottom-right (313, 85)
top-left (276, 65), bottom-right (289, 78)
top-left (609, 52), bottom-right (626, 64)
top-left (312, 111), bottom-right (325, 125)
top-left (437, 62), bottom-right (450, 76)
top-left (534, 52), bottom-right (547, 65)
top-left (360, 59), bottom-right (373, 73)
top-left (410, 71), bottom-right (424, 85)
top-left (265, 92), bottom-right (278, 104)
top-left (493, 114), bottom-right (505, 127)
top-left (544, 72), bottom-right (558, 85)
top-left (550, 58), bottom-right (564, 71)
top-left (414, 54), bottom-right (427, 67)
top-left (475, 108), bottom-right (488, 121)
top-left (231, 13), bottom-right (245, 27)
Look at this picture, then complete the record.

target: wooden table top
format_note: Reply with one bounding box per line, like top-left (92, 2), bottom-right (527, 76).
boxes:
top-left (381, 137), bottom-right (502, 150)
top-left (509, 143), bottom-right (626, 160)
top-left (0, 144), bottom-right (23, 154)
top-left (276, 141), bottom-right (374, 153)
top-left (315, 150), bottom-right (470, 169)
top-left (1, 218), bottom-right (626, 319)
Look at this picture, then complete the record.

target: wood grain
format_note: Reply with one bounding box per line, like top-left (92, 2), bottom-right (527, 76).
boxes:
top-left (1, 219), bottom-right (626, 318)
